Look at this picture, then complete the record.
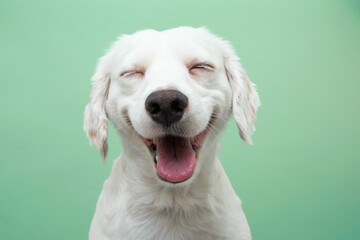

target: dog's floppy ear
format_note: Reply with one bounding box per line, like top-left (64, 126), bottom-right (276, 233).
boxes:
top-left (84, 54), bottom-right (112, 162)
top-left (220, 41), bottom-right (260, 145)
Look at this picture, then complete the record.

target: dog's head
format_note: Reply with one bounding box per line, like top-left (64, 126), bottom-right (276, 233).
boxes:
top-left (84, 27), bottom-right (260, 184)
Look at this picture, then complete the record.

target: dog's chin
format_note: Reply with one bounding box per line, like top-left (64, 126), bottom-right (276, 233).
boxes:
top-left (138, 115), bottom-right (215, 184)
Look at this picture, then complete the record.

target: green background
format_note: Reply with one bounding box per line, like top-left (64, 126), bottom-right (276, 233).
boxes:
top-left (1, 0), bottom-right (359, 239)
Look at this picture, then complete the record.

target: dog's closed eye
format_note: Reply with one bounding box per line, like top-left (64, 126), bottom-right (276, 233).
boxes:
top-left (120, 66), bottom-right (146, 79)
top-left (188, 61), bottom-right (215, 77)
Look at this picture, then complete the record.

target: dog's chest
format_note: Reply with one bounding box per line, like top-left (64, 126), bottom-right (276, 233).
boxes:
top-left (90, 161), bottom-right (250, 240)
top-left (120, 206), bottom-right (235, 240)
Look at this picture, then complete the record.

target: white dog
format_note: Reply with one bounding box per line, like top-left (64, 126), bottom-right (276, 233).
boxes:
top-left (84, 27), bottom-right (260, 240)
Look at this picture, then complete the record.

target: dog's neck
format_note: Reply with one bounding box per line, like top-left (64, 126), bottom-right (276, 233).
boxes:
top-left (105, 137), bottom-right (225, 211)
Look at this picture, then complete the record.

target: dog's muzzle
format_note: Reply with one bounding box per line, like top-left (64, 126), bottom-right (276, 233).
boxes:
top-left (140, 90), bottom-right (215, 184)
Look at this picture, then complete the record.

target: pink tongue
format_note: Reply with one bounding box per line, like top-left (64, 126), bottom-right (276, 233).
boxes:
top-left (156, 136), bottom-right (196, 182)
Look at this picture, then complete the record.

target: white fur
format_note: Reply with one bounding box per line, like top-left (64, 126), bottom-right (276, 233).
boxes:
top-left (84, 27), bottom-right (260, 240)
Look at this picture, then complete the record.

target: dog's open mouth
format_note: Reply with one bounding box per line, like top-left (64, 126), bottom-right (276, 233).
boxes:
top-left (140, 116), bottom-right (214, 184)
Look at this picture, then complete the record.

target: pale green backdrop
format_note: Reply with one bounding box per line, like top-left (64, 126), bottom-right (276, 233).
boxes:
top-left (1, 0), bottom-right (359, 239)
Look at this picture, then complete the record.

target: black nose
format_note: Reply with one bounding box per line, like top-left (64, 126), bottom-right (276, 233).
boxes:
top-left (145, 90), bottom-right (188, 127)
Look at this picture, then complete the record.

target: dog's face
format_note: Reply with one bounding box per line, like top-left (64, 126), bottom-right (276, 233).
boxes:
top-left (84, 27), bottom-right (260, 184)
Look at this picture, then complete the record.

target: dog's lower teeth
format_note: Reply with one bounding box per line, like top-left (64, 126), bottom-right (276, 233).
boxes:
top-left (155, 155), bottom-right (158, 163)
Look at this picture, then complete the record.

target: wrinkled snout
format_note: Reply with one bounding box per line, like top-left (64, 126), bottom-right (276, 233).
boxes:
top-left (145, 90), bottom-right (188, 127)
